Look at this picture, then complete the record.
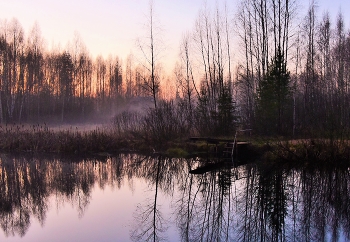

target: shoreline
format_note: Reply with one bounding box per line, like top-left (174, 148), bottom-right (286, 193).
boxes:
top-left (0, 124), bottom-right (350, 169)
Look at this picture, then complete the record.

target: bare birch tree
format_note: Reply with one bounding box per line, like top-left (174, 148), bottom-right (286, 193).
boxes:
top-left (137, 0), bottom-right (162, 109)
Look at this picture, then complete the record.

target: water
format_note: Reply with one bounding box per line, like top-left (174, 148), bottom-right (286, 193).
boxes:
top-left (0, 153), bottom-right (349, 242)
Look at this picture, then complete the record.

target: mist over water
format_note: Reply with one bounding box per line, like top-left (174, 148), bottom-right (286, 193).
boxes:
top-left (0, 153), bottom-right (348, 241)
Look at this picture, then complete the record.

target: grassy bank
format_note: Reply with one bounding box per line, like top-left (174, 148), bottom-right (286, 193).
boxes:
top-left (1, 124), bottom-right (350, 168)
top-left (0, 124), bottom-right (124, 154)
top-left (0, 123), bottom-right (201, 156)
top-left (259, 139), bottom-right (350, 168)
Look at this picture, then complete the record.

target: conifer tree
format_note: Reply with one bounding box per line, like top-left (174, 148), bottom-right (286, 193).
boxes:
top-left (256, 48), bottom-right (292, 135)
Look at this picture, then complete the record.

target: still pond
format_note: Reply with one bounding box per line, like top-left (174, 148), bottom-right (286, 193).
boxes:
top-left (0, 153), bottom-right (349, 241)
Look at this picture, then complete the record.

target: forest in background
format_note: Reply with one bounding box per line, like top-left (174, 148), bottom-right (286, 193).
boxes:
top-left (1, 0), bottom-right (350, 139)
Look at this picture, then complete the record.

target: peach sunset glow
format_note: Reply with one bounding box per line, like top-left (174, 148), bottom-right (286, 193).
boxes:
top-left (1, 0), bottom-right (348, 72)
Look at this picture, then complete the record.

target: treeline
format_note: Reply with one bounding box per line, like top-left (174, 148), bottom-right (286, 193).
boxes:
top-left (235, 1), bottom-right (350, 137)
top-left (0, 19), bottom-right (148, 123)
top-left (171, 0), bottom-right (350, 137)
top-left (1, 1), bottom-right (350, 138)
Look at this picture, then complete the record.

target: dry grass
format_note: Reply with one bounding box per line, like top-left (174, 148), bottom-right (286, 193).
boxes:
top-left (263, 138), bottom-right (350, 168)
top-left (0, 123), bottom-right (124, 154)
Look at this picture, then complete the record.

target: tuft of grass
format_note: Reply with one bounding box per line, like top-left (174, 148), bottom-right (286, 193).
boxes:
top-left (166, 148), bottom-right (189, 158)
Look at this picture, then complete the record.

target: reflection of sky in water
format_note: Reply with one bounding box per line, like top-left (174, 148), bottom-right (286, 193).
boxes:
top-left (0, 179), bottom-right (178, 242)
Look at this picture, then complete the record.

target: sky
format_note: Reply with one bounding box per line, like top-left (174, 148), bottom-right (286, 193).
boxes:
top-left (0, 0), bottom-right (349, 72)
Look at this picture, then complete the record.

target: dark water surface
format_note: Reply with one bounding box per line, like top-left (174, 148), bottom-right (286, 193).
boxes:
top-left (0, 153), bottom-right (349, 242)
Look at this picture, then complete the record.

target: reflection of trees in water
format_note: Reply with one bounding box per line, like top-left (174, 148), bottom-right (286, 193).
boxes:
top-left (130, 156), bottom-right (187, 242)
top-left (174, 162), bottom-right (240, 241)
top-left (0, 153), bottom-right (136, 237)
top-left (0, 153), bottom-right (350, 241)
top-left (0, 156), bottom-right (46, 237)
top-left (297, 168), bottom-right (350, 241)
top-left (248, 166), bottom-right (287, 242)
top-left (174, 162), bottom-right (350, 242)
top-left (0, 153), bottom-right (187, 239)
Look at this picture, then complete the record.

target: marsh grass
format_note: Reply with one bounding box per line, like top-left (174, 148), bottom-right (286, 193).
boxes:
top-left (264, 139), bottom-right (350, 168)
top-left (0, 119), bottom-right (192, 155)
top-left (3, 120), bottom-right (350, 165)
top-left (0, 123), bottom-right (124, 154)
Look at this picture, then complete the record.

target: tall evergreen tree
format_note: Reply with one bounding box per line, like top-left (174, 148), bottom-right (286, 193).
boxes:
top-left (216, 85), bottom-right (236, 136)
top-left (256, 48), bottom-right (292, 135)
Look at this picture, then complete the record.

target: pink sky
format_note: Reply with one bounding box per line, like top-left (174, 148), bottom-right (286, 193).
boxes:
top-left (0, 0), bottom-right (349, 71)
